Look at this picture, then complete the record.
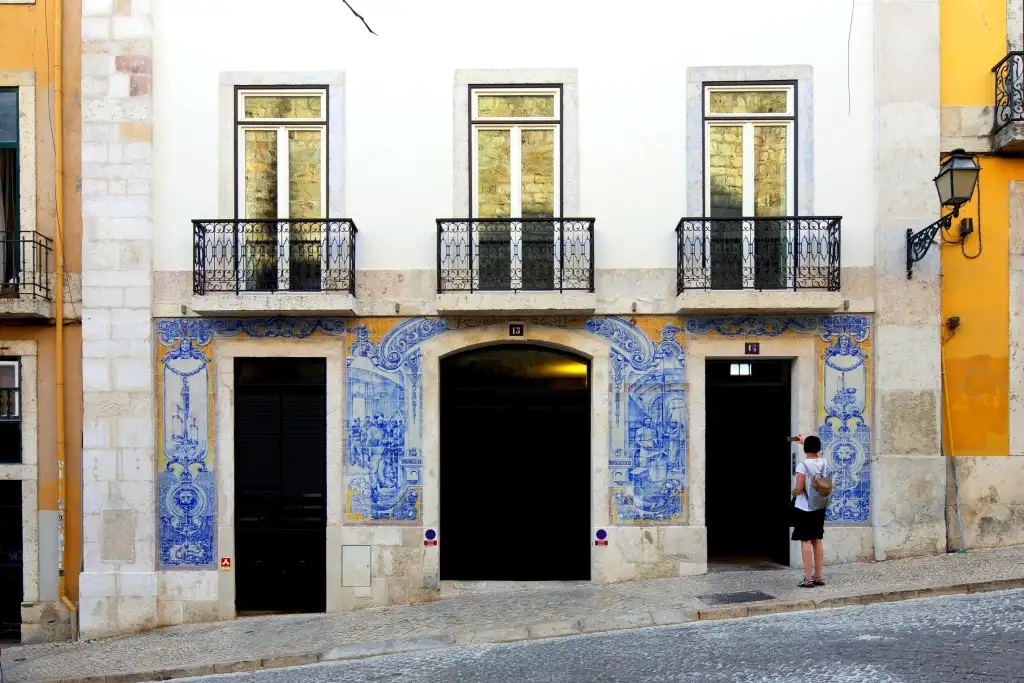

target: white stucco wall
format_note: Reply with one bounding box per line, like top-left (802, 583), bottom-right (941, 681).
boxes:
top-left (152, 0), bottom-right (876, 274)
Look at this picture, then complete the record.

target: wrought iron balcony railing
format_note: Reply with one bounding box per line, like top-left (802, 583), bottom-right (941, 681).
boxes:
top-left (675, 217), bottom-right (841, 293)
top-left (0, 231), bottom-right (53, 300)
top-left (994, 51), bottom-right (1024, 134)
top-left (437, 218), bottom-right (595, 293)
top-left (193, 219), bottom-right (357, 295)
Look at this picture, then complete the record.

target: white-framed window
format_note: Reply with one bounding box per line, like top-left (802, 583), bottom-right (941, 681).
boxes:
top-left (0, 88), bottom-right (19, 291)
top-left (469, 86), bottom-right (562, 290)
top-left (234, 88), bottom-right (331, 291)
top-left (0, 358), bottom-right (20, 464)
top-left (703, 83), bottom-right (796, 289)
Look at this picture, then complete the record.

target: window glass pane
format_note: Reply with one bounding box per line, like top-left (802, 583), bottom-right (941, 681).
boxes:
top-left (477, 95), bottom-right (555, 118)
top-left (753, 125), bottom-right (788, 217)
top-left (0, 90), bottom-right (17, 144)
top-left (521, 129), bottom-right (555, 218)
top-left (709, 90), bottom-right (788, 115)
top-left (243, 95), bottom-right (322, 120)
top-left (243, 129), bottom-right (278, 219)
top-left (288, 130), bottom-right (322, 219)
top-left (476, 129), bottom-right (511, 218)
top-left (708, 126), bottom-right (743, 217)
top-left (0, 364), bottom-right (15, 389)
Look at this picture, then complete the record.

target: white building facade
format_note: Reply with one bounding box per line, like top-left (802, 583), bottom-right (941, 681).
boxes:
top-left (78, 0), bottom-right (945, 636)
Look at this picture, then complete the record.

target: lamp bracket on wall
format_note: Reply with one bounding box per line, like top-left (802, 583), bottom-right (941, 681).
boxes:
top-left (906, 209), bottom-right (957, 279)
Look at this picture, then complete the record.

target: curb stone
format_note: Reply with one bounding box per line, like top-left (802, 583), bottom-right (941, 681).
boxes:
top-left (27, 578), bottom-right (1024, 683)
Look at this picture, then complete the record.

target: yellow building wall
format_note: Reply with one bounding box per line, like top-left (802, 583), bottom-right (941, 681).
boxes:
top-left (940, 0), bottom-right (1019, 456)
top-left (0, 0), bottom-right (83, 601)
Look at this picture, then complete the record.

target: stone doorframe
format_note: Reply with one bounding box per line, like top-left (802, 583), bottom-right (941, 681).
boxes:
top-left (687, 333), bottom-right (875, 566)
top-left (685, 334), bottom-right (815, 567)
top-left (418, 324), bottom-right (611, 590)
top-left (212, 338), bottom-right (346, 618)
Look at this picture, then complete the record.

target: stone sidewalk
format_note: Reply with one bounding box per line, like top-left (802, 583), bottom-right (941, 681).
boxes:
top-left (4, 545), bottom-right (1024, 683)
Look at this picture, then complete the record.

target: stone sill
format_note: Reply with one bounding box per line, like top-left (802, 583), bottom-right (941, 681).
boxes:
top-left (0, 296), bottom-right (52, 319)
top-left (189, 292), bottom-right (356, 316)
top-left (675, 290), bottom-right (845, 314)
top-left (435, 291), bottom-right (598, 315)
top-left (994, 123), bottom-right (1024, 155)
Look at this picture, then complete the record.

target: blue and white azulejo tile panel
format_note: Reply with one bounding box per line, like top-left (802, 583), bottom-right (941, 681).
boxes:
top-left (156, 319), bottom-right (216, 569)
top-left (586, 316), bottom-right (688, 525)
top-left (818, 315), bottom-right (872, 524)
top-left (345, 318), bottom-right (449, 523)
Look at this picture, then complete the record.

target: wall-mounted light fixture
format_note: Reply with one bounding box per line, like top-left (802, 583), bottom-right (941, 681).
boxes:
top-left (906, 149), bottom-right (981, 279)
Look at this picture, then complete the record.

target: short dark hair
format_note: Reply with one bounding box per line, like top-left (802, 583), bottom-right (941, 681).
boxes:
top-left (803, 435), bottom-right (821, 454)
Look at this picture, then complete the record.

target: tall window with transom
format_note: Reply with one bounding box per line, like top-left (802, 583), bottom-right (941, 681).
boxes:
top-left (703, 84), bottom-right (795, 290)
top-left (235, 88), bottom-right (329, 292)
top-left (470, 86), bottom-right (562, 290)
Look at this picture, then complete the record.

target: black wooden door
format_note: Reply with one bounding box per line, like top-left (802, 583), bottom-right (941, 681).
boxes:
top-left (0, 480), bottom-right (22, 641)
top-left (234, 358), bottom-right (326, 613)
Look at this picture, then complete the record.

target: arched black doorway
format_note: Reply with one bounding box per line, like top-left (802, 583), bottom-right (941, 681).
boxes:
top-left (440, 344), bottom-right (591, 581)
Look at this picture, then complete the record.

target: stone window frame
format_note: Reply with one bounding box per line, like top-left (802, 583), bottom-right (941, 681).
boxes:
top-left (686, 66), bottom-right (813, 217)
top-left (0, 71), bottom-right (37, 245)
top-left (218, 72), bottom-right (345, 219)
top-left (454, 69), bottom-right (579, 217)
top-left (0, 340), bottom-right (40, 609)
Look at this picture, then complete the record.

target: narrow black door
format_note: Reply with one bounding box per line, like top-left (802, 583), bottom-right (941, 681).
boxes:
top-left (0, 480), bottom-right (22, 641)
top-left (440, 346), bottom-right (591, 581)
top-left (705, 359), bottom-right (792, 566)
top-left (234, 358), bottom-right (326, 613)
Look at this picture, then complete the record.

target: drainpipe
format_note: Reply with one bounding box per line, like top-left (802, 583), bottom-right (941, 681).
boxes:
top-left (940, 330), bottom-right (966, 553)
top-left (53, 0), bottom-right (78, 638)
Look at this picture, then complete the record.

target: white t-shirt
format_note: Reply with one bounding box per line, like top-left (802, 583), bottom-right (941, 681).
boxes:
top-left (795, 457), bottom-right (827, 512)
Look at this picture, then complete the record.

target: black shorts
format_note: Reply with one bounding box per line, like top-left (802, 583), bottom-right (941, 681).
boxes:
top-left (791, 507), bottom-right (826, 541)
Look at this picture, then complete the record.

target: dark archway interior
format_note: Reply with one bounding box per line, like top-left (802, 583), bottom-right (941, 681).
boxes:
top-left (705, 359), bottom-right (792, 567)
top-left (440, 344), bottom-right (591, 581)
top-left (234, 357), bottom-right (327, 613)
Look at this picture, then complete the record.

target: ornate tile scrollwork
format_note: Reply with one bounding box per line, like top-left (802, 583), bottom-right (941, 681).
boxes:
top-left (685, 315), bottom-right (820, 337)
top-left (818, 315), bottom-right (872, 524)
top-left (156, 319), bottom-right (215, 569)
top-left (212, 317), bottom-right (346, 339)
top-left (587, 317), bottom-right (687, 525)
top-left (345, 318), bottom-right (449, 523)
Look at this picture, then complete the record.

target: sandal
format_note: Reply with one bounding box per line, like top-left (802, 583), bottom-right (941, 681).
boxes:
top-left (813, 577), bottom-right (825, 586)
top-left (798, 579), bottom-right (816, 588)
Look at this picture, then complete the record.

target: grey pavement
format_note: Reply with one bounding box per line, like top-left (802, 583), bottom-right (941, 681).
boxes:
top-left (4, 545), bottom-right (1024, 683)
top-left (176, 589), bottom-right (1024, 683)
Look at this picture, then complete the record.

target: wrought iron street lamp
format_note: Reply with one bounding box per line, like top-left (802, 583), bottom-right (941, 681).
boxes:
top-left (906, 149), bottom-right (981, 278)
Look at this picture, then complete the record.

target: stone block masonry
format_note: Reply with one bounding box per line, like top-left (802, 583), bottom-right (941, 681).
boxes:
top-left (79, 0), bottom-right (157, 637)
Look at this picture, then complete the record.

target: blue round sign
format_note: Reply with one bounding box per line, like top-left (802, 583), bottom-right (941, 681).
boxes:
top-left (596, 529), bottom-right (607, 540)
top-left (425, 529), bottom-right (437, 540)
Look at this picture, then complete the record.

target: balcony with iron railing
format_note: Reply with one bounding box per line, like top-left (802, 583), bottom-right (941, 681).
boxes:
top-left (436, 217), bottom-right (597, 314)
top-left (993, 51), bottom-right (1024, 154)
top-left (674, 216), bottom-right (843, 313)
top-left (0, 231), bottom-right (53, 319)
top-left (191, 219), bottom-right (358, 315)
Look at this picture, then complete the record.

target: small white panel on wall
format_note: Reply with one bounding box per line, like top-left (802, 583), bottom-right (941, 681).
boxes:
top-left (341, 545), bottom-right (372, 587)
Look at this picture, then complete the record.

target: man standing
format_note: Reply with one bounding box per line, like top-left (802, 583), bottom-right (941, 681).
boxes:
top-left (791, 434), bottom-right (829, 587)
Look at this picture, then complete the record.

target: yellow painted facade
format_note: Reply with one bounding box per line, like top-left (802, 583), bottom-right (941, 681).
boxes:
top-left (940, 0), bottom-right (1019, 455)
top-left (0, 0), bottom-right (83, 605)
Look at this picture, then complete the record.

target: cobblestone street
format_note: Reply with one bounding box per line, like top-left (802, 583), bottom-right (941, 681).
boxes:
top-left (180, 590), bottom-right (1024, 683)
top-left (4, 546), bottom-right (1024, 683)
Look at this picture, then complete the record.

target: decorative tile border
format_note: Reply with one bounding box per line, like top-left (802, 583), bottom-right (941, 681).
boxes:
top-left (687, 315), bottom-right (872, 524)
top-left (152, 314), bottom-right (872, 550)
